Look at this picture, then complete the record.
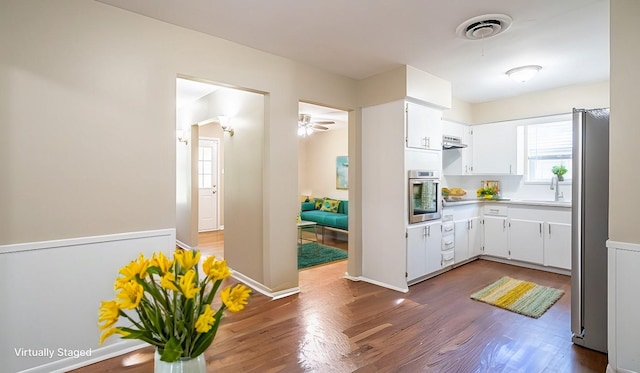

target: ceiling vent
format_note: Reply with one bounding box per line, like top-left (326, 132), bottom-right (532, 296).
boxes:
top-left (456, 14), bottom-right (513, 40)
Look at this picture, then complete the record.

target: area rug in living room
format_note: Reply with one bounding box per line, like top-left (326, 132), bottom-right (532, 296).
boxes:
top-left (470, 276), bottom-right (564, 318)
top-left (298, 243), bottom-right (347, 270)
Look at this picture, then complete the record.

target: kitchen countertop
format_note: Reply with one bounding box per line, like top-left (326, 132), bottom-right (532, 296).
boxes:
top-left (443, 198), bottom-right (572, 208)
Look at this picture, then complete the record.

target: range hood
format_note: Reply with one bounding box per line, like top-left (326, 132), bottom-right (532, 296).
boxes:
top-left (443, 135), bottom-right (468, 150)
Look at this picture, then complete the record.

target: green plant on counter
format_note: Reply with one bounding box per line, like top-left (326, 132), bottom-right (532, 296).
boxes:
top-left (476, 187), bottom-right (498, 198)
top-left (552, 165), bottom-right (568, 181)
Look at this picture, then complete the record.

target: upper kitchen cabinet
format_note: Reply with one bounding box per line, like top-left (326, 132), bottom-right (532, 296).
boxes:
top-left (406, 101), bottom-right (442, 151)
top-left (442, 121), bottom-right (473, 175)
top-left (472, 122), bottom-right (524, 175)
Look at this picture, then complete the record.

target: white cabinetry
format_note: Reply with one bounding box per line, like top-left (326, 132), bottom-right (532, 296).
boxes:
top-left (472, 122), bottom-right (522, 175)
top-left (442, 121), bottom-right (473, 175)
top-left (483, 216), bottom-right (509, 258)
top-left (444, 204), bottom-right (482, 263)
top-left (483, 204), bottom-right (509, 258)
top-left (453, 220), bottom-right (469, 263)
top-left (479, 204), bottom-right (571, 270)
top-left (406, 221), bottom-right (442, 282)
top-left (406, 101), bottom-right (442, 151)
top-left (544, 222), bottom-right (571, 269)
top-left (469, 217), bottom-right (482, 257)
top-left (508, 219), bottom-right (544, 264)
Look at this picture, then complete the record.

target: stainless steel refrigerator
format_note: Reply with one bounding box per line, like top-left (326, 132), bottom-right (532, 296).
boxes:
top-left (571, 108), bottom-right (609, 353)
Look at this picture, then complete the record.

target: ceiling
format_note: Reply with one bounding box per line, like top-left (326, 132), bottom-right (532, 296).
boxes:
top-left (103, 0), bottom-right (609, 104)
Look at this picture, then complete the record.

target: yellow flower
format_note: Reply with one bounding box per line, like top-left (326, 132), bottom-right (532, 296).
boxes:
top-left (202, 256), bottom-right (231, 281)
top-left (99, 327), bottom-right (129, 345)
top-left (117, 253), bottom-right (150, 286)
top-left (221, 284), bottom-right (251, 312)
top-left (151, 251), bottom-right (172, 274)
top-left (174, 249), bottom-right (200, 271)
top-left (160, 272), bottom-right (179, 292)
top-left (115, 281), bottom-right (144, 309)
top-left (98, 300), bottom-right (120, 330)
top-left (194, 306), bottom-right (216, 333)
top-left (178, 269), bottom-right (201, 299)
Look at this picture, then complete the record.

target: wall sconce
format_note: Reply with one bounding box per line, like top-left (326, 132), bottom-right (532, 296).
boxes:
top-left (176, 129), bottom-right (189, 145)
top-left (218, 116), bottom-right (234, 136)
top-left (506, 65), bottom-right (542, 83)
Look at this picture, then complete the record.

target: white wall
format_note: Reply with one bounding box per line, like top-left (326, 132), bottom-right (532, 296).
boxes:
top-left (610, 0), bottom-right (640, 244)
top-left (298, 127), bottom-right (349, 201)
top-left (0, 230), bottom-right (175, 373)
top-left (0, 1), bottom-right (359, 371)
top-left (471, 80), bottom-right (610, 124)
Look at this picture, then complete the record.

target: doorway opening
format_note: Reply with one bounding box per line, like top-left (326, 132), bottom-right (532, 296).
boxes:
top-left (175, 76), bottom-right (264, 264)
top-left (297, 101), bottom-right (349, 272)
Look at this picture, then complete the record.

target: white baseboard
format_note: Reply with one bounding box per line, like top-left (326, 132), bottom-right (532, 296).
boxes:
top-left (19, 341), bottom-right (147, 373)
top-left (351, 275), bottom-right (409, 293)
top-left (230, 269), bottom-right (300, 300)
top-left (479, 256), bottom-right (571, 276)
top-left (175, 239), bottom-right (194, 250)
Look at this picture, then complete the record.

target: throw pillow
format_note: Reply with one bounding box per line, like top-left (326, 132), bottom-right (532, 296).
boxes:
top-left (320, 198), bottom-right (340, 213)
top-left (314, 198), bottom-right (324, 210)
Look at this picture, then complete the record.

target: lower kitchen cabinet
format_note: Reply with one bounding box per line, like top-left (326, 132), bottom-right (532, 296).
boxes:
top-left (468, 217), bottom-right (482, 257)
top-left (544, 222), bottom-right (571, 269)
top-left (453, 220), bottom-right (470, 263)
top-left (508, 219), bottom-right (544, 264)
top-left (406, 221), bottom-right (442, 282)
top-left (483, 216), bottom-right (509, 258)
top-left (506, 205), bottom-right (571, 270)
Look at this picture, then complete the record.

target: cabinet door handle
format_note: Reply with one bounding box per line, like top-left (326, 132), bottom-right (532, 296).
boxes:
top-left (445, 240), bottom-right (453, 245)
top-left (540, 223), bottom-right (543, 237)
top-left (549, 224), bottom-right (551, 235)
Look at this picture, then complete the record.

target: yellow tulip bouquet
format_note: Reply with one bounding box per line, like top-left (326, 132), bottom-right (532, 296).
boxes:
top-left (98, 249), bottom-right (251, 362)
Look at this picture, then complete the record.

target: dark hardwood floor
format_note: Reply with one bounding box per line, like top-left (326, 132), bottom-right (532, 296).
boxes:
top-left (73, 231), bottom-right (606, 372)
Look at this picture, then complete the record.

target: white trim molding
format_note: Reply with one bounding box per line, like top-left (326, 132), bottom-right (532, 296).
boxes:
top-left (607, 239), bottom-right (640, 373)
top-left (230, 269), bottom-right (300, 300)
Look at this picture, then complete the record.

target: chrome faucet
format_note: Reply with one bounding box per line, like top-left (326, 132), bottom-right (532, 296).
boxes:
top-left (550, 175), bottom-right (564, 201)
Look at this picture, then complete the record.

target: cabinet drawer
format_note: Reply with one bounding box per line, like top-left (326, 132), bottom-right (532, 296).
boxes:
top-left (442, 249), bottom-right (455, 266)
top-left (442, 221), bottom-right (455, 234)
top-left (442, 236), bottom-right (455, 250)
top-left (484, 205), bottom-right (508, 216)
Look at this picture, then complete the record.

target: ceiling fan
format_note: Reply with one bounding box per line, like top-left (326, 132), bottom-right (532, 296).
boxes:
top-left (298, 114), bottom-right (334, 136)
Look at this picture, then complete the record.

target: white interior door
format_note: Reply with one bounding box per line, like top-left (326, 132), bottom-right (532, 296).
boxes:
top-left (198, 139), bottom-right (219, 232)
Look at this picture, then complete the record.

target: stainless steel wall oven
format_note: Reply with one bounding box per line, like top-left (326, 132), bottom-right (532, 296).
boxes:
top-left (408, 170), bottom-right (441, 223)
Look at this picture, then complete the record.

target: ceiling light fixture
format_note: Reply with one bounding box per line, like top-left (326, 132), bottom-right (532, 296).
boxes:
top-left (506, 65), bottom-right (542, 83)
top-left (298, 114), bottom-right (314, 137)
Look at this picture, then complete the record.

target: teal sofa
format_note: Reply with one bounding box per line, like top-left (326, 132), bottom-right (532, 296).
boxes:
top-left (300, 199), bottom-right (348, 232)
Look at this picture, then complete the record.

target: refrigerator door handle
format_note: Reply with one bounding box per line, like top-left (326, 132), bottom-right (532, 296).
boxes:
top-left (571, 109), bottom-right (585, 339)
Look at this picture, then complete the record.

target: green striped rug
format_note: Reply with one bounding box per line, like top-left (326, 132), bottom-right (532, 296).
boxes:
top-left (470, 276), bottom-right (564, 318)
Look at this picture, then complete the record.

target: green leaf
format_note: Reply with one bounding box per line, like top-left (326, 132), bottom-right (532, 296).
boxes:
top-left (160, 336), bottom-right (184, 362)
top-left (147, 266), bottom-right (163, 276)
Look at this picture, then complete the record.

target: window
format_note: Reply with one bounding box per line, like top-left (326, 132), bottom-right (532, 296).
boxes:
top-left (524, 119), bottom-right (572, 182)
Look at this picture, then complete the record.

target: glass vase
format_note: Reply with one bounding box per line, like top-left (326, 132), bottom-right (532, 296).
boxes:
top-left (154, 350), bottom-right (206, 373)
